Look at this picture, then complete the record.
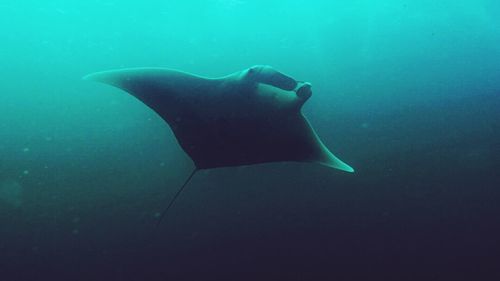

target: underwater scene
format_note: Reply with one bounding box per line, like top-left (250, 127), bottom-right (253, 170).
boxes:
top-left (1, 0), bottom-right (499, 280)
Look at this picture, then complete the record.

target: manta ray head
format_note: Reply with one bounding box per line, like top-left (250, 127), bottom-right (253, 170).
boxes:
top-left (243, 65), bottom-right (313, 111)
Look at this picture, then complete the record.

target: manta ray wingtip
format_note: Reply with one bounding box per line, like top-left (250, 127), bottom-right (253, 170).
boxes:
top-left (83, 69), bottom-right (125, 83)
top-left (339, 160), bottom-right (355, 173)
top-left (82, 72), bottom-right (100, 81)
top-left (330, 161), bottom-right (355, 173)
top-left (320, 153), bottom-right (355, 173)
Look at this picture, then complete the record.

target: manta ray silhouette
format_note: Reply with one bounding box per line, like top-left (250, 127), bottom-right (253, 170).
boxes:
top-left (84, 65), bottom-right (354, 227)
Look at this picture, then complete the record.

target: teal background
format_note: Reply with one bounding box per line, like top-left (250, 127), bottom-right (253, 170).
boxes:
top-left (1, 1), bottom-right (499, 280)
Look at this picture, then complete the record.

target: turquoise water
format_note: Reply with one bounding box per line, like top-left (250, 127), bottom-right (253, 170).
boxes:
top-left (1, 1), bottom-right (499, 280)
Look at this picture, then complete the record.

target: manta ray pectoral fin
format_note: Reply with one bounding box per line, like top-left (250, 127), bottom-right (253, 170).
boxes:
top-left (83, 69), bottom-right (129, 85)
top-left (299, 116), bottom-right (355, 173)
top-left (318, 148), bottom-right (355, 173)
top-left (83, 68), bottom-right (217, 124)
top-left (83, 68), bottom-right (184, 93)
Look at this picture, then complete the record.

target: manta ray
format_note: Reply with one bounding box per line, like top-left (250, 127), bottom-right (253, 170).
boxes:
top-left (84, 65), bottom-right (354, 227)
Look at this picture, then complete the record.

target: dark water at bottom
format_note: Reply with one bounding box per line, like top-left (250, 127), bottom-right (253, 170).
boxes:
top-left (0, 93), bottom-right (499, 281)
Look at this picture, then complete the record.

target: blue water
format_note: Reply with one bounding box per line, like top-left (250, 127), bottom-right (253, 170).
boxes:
top-left (1, 1), bottom-right (499, 280)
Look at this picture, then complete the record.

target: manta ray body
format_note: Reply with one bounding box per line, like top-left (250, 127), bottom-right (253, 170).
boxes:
top-left (84, 65), bottom-right (354, 225)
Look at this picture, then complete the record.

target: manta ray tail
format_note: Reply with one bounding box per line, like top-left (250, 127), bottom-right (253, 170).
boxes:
top-left (155, 168), bottom-right (198, 229)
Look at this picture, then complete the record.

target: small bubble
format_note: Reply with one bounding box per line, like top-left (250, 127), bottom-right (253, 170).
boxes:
top-left (72, 229), bottom-right (79, 235)
top-left (23, 147), bottom-right (30, 152)
top-left (159, 162), bottom-right (165, 167)
top-left (23, 170), bottom-right (29, 175)
top-left (154, 212), bottom-right (161, 218)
